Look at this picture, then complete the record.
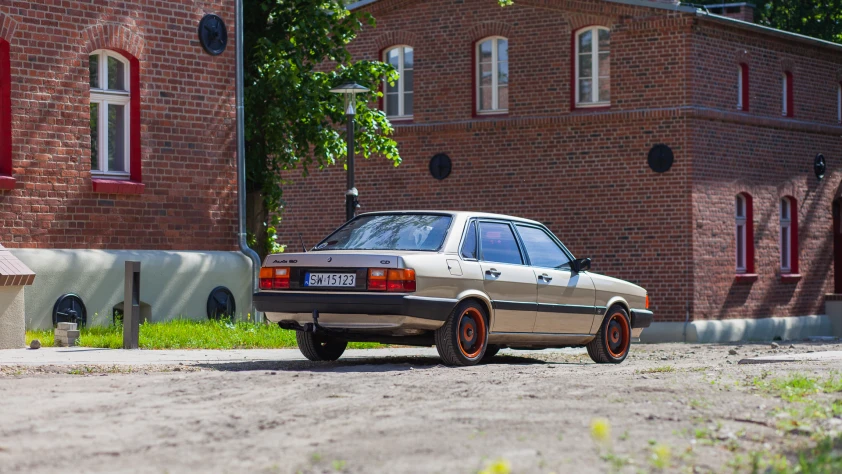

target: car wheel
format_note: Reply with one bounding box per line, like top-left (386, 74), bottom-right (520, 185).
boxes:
top-left (296, 331), bottom-right (347, 362)
top-left (482, 344), bottom-right (501, 361)
top-left (435, 300), bottom-right (489, 366)
top-left (587, 306), bottom-right (631, 364)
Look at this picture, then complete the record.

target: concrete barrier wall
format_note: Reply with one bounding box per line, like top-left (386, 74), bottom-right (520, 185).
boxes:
top-left (0, 286), bottom-right (25, 348)
top-left (640, 315), bottom-right (834, 343)
top-left (12, 250), bottom-right (253, 330)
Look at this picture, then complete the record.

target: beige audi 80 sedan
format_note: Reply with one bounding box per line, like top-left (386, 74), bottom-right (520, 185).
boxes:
top-left (254, 211), bottom-right (652, 366)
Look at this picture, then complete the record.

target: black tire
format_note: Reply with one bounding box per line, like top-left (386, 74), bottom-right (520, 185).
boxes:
top-left (482, 344), bottom-right (501, 361)
top-left (296, 331), bottom-right (348, 362)
top-left (587, 305), bottom-right (632, 364)
top-left (435, 300), bottom-right (489, 366)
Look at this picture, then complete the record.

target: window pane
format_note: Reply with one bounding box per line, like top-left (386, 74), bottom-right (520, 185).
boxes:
top-left (579, 79), bottom-right (592, 103)
top-left (404, 93), bottom-right (413, 116)
top-left (480, 86), bottom-right (493, 111)
top-left (404, 69), bottom-right (414, 93)
top-left (781, 229), bottom-right (790, 269)
top-left (497, 39), bottom-right (508, 63)
top-left (578, 31), bottom-right (592, 54)
top-left (479, 40), bottom-right (492, 63)
top-left (90, 103), bottom-right (99, 170)
top-left (480, 222), bottom-right (522, 265)
top-left (579, 54), bottom-right (592, 81)
top-left (736, 196), bottom-right (744, 217)
top-left (461, 222), bottom-right (478, 259)
top-left (736, 225), bottom-right (745, 269)
top-left (498, 85), bottom-right (508, 110)
top-left (107, 57), bottom-right (126, 91)
top-left (385, 79), bottom-right (398, 95)
top-left (387, 49), bottom-right (400, 68)
top-left (89, 54), bottom-right (99, 88)
top-left (403, 47), bottom-right (413, 69)
top-left (598, 78), bottom-right (610, 103)
top-left (498, 61), bottom-right (509, 86)
top-left (385, 93), bottom-right (399, 116)
top-left (598, 52), bottom-right (610, 78)
top-left (598, 29), bottom-right (610, 52)
top-left (480, 63), bottom-right (492, 87)
top-left (517, 226), bottom-right (570, 268)
top-left (315, 214), bottom-right (452, 251)
top-left (108, 104), bottom-right (126, 172)
top-left (781, 199), bottom-right (789, 220)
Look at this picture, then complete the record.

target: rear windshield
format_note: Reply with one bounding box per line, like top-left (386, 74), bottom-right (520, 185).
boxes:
top-left (314, 214), bottom-right (453, 251)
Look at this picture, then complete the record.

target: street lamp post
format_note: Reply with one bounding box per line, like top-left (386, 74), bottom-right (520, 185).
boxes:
top-left (329, 82), bottom-right (370, 222)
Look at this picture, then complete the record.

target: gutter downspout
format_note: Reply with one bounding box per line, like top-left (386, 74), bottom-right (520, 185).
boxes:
top-left (235, 0), bottom-right (263, 322)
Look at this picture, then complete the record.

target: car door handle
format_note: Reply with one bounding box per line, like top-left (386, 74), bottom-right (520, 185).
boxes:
top-left (538, 274), bottom-right (553, 282)
top-left (485, 269), bottom-right (501, 278)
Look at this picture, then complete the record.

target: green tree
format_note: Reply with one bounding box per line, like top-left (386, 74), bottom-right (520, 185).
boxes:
top-left (698, 0), bottom-right (842, 44)
top-left (244, 0), bottom-right (401, 257)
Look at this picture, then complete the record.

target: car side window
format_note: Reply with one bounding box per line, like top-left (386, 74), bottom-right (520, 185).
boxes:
top-left (516, 225), bottom-right (571, 269)
top-left (479, 222), bottom-right (523, 265)
top-left (460, 221), bottom-right (478, 259)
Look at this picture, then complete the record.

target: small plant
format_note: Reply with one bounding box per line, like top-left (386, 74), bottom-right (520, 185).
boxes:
top-left (649, 444), bottom-right (671, 470)
top-left (331, 459), bottom-right (346, 471)
top-left (638, 365), bottom-right (675, 374)
top-left (590, 418), bottom-right (611, 445)
top-left (478, 458), bottom-right (511, 474)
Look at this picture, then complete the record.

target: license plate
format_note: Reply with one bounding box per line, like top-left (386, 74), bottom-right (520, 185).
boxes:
top-left (304, 273), bottom-right (356, 287)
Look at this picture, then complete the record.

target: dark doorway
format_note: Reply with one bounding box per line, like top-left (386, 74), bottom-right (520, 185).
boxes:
top-left (833, 197), bottom-right (842, 294)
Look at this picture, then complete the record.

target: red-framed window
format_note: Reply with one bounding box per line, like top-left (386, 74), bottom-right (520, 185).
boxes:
top-left (782, 71), bottom-right (793, 117)
top-left (737, 63), bottom-right (749, 111)
top-left (475, 36), bottom-right (508, 115)
top-left (89, 49), bottom-right (143, 194)
top-left (0, 38), bottom-right (12, 191)
top-left (383, 45), bottom-right (414, 120)
top-left (572, 26), bottom-right (610, 110)
top-left (735, 193), bottom-right (755, 275)
top-left (780, 196), bottom-right (799, 276)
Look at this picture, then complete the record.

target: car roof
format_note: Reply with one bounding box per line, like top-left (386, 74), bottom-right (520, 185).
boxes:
top-left (356, 210), bottom-right (544, 226)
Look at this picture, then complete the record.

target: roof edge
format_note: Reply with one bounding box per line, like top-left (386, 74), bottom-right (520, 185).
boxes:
top-left (695, 10), bottom-right (842, 53)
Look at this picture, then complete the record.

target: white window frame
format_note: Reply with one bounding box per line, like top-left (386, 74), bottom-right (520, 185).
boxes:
top-left (736, 195), bottom-right (747, 273)
top-left (383, 45), bottom-right (413, 119)
top-left (476, 36), bottom-right (508, 114)
top-left (90, 49), bottom-right (131, 177)
top-left (781, 73), bottom-right (788, 116)
top-left (737, 66), bottom-right (744, 110)
top-left (574, 26), bottom-right (610, 107)
top-left (780, 198), bottom-right (792, 273)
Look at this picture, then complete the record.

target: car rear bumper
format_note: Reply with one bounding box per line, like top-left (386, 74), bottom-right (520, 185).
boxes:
top-left (254, 292), bottom-right (457, 327)
top-left (630, 309), bottom-right (654, 329)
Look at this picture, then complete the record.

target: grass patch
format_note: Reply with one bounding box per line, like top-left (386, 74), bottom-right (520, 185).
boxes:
top-left (637, 365), bottom-right (675, 374)
top-left (752, 372), bottom-right (842, 402)
top-left (26, 319), bottom-right (382, 350)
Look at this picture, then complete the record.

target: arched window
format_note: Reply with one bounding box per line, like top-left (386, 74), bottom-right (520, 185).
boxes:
top-left (780, 197), bottom-right (798, 275)
top-left (0, 38), bottom-right (12, 190)
top-left (574, 26), bottom-right (610, 107)
top-left (735, 193), bottom-right (754, 274)
top-left (383, 46), bottom-right (413, 119)
top-left (737, 63), bottom-right (749, 111)
top-left (476, 37), bottom-right (508, 114)
top-left (89, 50), bottom-right (131, 176)
top-left (782, 71), bottom-right (793, 117)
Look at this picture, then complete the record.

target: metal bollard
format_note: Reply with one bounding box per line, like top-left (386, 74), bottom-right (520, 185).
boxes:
top-left (123, 261), bottom-right (141, 349)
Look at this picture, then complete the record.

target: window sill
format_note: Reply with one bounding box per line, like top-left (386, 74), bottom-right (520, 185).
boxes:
top-left (387, 116), bottom-right (414, 123)
top-left (474, 111), bottom-right (509, 119)
top-left (573, 103), bottom-right (611, 112)
top-left (0, 175), bottom-right (14, 190)
top-left (92, 178), bottom-right (145, 195)
top-left (781, 273), bottom-right (802, 283)
top-left (734, 273), bottom-right (758, 282)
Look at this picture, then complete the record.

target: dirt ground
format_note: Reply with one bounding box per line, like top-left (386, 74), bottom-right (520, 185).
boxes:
top-left (1, 342), bottom-right (841, 474)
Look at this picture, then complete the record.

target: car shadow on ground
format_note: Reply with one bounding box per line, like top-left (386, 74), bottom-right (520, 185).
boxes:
top-left (197, 354), bottom-right (556, 373)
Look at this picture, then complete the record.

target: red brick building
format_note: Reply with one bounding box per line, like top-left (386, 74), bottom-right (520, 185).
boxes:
top-left (0, 1), bottom-right (254, 328)
top-left (278, 0), bottom-right (842, 341)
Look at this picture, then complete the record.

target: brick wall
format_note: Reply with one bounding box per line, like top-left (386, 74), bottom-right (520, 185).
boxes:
top-left (0, 1), bottom-right (239, 250)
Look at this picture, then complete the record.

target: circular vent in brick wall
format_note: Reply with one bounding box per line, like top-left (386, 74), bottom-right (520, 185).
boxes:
top-left (198, 14), bottom-right (228, 56)
top-left (647, 144), bottom-right (674, 173)
top-left (429, 153), bottom-right (452, 180)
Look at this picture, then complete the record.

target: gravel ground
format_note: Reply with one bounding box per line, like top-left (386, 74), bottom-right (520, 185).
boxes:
top-left (0, 342), bottom-right (841, 474)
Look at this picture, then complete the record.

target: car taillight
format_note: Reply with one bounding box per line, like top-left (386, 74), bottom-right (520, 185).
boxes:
top-left (368, 268), bottom-right (416, 292)
top-left (645, 294), bottom-right (650, 310)
top-left (368, 268), bottom-right (387, 291)
top-left (259, 267), bottom-right (290, 290)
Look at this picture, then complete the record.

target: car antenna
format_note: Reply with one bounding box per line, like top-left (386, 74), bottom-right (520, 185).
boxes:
top-left (299, 232), bottom-right (307, 253)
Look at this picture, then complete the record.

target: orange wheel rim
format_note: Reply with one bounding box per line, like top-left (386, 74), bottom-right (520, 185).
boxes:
top-left (457, 308), bottom-right (486, 359)
top-left (605, 312), bottom-right (630, 358)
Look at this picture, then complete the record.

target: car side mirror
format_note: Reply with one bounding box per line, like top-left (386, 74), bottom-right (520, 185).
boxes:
top-left (572, 258), bottom-right (591, 273)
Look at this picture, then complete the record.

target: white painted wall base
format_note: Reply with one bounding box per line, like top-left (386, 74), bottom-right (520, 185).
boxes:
top-left (824, 301), bottom-right (842, 338)
top-left (12, 250), bottom-right (253, 330)
top-left (640, 315), bottom-right (834, 343)
top-left (0, 286), bottom-right (25, 349)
